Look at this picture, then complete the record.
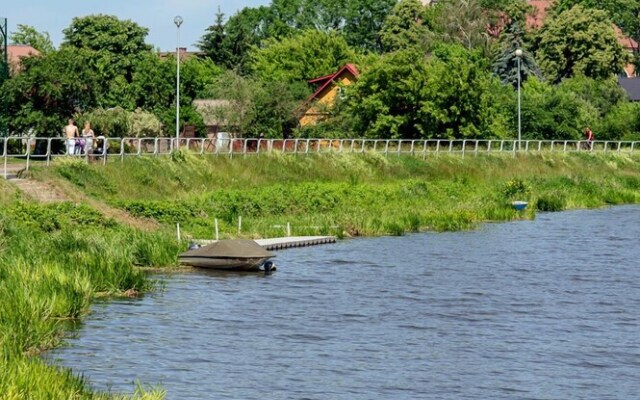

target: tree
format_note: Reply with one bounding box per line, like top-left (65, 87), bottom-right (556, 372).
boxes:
top-left (550, 0), bottom-right (640, 70)
top-left (9, 24), bottom-right (54, 54)
top-left (62, 15), bottom-right (152, 83)
top-left (341, 0), bottom-right (398, 52)
top-left (558, 76), bottom-right (626, 117)
top-left (421, 44), bottom-right (513, 139)
top-left (430, 0), bottom-right (493, 52)
top-left (199, 6), bottom-right (273, 71)
top-left (202, 70), bottom-right (309, 137)
top-left (519, 77), bottom-right (596, 140)
top-left (492, 16), bottom-right (540, 87)
top-left (535, 5), bottom-right (627, 82)
top-left (379, 0), bottom-right (430, 52)
top-left (249, 30), bottom-right (357, 83)
top-left (1, 48), bottom-right (101, 135)
top-left (345, 50), bottom-right (430, 139)
top-left (198, 7), bottom-right (231, 67)
top-left (345, 45), bottom-right (513, 139)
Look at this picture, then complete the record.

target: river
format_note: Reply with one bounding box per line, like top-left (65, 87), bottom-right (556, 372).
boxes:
top-left (48, 206), bottom-right (640, 399)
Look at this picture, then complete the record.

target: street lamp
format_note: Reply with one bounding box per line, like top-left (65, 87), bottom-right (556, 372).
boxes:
top-left (515, 48), bottom-right (523, 150)
top-left (174, 16), bottom-right (183, 149)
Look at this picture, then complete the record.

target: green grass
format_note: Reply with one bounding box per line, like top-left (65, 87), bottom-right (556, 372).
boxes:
top-left (0, 201), bottom-right (179, 399)
top-left (40, 152), bottom-right (640, 239)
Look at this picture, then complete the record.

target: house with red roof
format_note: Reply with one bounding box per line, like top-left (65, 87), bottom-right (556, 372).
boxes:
top-left (7, 45), bottom-right (40, 74)
top-left (299, 63), bottom-right (359, 127)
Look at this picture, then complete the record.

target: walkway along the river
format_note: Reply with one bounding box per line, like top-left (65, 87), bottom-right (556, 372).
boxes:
top-left (3, 136), bottom-right (640, 180)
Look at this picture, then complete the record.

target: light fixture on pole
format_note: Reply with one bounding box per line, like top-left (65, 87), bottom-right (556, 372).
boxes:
top-left (515, 48), bottom-right (523, 150)
top-left (174, 16), bottom-right (183, 149)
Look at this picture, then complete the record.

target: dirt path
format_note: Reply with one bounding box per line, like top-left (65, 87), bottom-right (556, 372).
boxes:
top-left (4, 166), bottom-right (159, 231)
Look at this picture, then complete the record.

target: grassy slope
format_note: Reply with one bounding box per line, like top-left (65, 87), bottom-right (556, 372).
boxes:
top-left (41, 152), bottom-right (640, 239)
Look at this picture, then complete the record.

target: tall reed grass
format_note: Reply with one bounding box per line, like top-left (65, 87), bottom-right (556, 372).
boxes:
top-left (0, 201), bottom-right (177, 399)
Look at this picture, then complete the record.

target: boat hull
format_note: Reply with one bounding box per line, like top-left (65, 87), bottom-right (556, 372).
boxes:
top-left (178, 256), bottom-right (271, 271)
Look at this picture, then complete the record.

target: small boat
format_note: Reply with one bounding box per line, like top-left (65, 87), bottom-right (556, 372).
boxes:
top-left (178, 239), bottom-right (276, 272)
top-left (511, 201), bottom-right (528, 211)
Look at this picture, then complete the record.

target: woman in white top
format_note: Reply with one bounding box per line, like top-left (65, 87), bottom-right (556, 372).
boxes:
top-left (82, 121), bottom-right (95, 156)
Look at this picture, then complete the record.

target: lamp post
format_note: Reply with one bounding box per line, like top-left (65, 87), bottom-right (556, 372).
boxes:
top-left (174, 16), bottom-right (183, 149)
top-left (515, 48), bottom-right (523, 150)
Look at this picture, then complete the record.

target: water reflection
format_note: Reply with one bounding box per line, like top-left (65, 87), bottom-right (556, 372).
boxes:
top-left (48, 206), bottom-right (640, 399)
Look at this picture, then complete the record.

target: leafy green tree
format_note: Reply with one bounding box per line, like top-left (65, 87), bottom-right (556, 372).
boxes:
top-left (519, 77), bottom-right (596, 140)
top-left (62, 15), bottom-right (152, 83)
top-left (249, 30), bottom-right (357, 83)
top-left (345, 45), bottom-right (513, 139)
top-left (341, 0), bottom-right (398, 52)
top-left (595, 101), bottom-right (640, 140)
top-left (380, 0), bottom-right (430, 52)
top-left (558, 76), bottom-right (626, 117)
top-left (202, 70), bottom-right (308, 137)
top-left (199, 0), bottom-right (396, 68)
top-left (551, 0), bottom-right (640, 69)
top-left (344, 50), bottom-right (429, 139)
top-left (129, 53), bottom-right (175, 111)
top-left (1, 48), bottom-right (101, 135)
top-left (9, 24), bottom-right (55, 54)
top-left (421, 44), bottom-right (513, 139)
top-left (535, 5), bottom-right (627, 82)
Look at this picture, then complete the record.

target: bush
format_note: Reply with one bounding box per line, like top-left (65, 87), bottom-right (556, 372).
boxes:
top-left (535, 193), bottom-right (566, 212)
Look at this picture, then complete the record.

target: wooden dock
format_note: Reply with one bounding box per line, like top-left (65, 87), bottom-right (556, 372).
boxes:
top-left (195, 236), bottom-right (337, 251)
top-left (255, 236), bottom-right (336, 250)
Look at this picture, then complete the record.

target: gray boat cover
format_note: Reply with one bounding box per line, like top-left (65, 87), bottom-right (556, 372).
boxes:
top-left (180, 240), bottom-right (275, 259)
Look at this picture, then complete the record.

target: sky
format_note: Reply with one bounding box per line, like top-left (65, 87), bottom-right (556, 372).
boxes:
top-left (2, 0), bottom-right (270, 51)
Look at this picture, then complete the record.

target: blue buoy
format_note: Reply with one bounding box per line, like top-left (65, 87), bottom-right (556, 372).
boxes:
top-left (511, 201), bottom-right (528, 211)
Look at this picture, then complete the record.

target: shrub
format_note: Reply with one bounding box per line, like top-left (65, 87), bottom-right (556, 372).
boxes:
top-left (535, 193), bottom-right (566, 212)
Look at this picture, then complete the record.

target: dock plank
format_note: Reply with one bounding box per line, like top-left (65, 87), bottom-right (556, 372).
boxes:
top-left (195, 236), bottom-right (336, 250)
top-left (255, 236), bottom-right (336, 250)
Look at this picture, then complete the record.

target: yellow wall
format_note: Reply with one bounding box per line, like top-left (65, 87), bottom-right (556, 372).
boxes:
top-left (300, 74), bottom-right (357, 127)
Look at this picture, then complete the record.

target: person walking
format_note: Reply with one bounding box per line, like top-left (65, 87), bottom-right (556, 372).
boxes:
top-left (64, 119), bottom-right (79, 155)
top-left (585, 127), bottom-right (595, 151)
top-left (82, 121), bottom-right (95, 157)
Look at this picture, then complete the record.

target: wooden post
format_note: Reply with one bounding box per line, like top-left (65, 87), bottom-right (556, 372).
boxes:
top-left (176, 223), bottom-right (181, 242)
top-left (287, 222), bottom-right (291, 237)
top-left (215, 218), bottom-right (219, 240)
top-left (238, 216), bottom-right (242, 234)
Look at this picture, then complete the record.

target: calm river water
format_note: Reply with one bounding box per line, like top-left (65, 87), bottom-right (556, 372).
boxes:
top-left (48, 206), bottom-right (640, 399)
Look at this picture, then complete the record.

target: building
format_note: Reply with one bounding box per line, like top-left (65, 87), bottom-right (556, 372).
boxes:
top-left (193, 99), bottom-right (231, 136)
top-left (7, 44), bottom-right (39, 73)
top-left (298, 64), bottom-right (360, 127)
top-left (158, 47), bottom-right (204, 61)
top-left (618, 77), bottom-right (640, 101)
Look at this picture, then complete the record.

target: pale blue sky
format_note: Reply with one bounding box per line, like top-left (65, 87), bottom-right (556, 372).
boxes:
top-left (3, 0), bottom-right (270, 51)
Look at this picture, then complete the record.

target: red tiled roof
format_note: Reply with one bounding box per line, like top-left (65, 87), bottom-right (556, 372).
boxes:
top-left (7, 45), bottom-right (40, 66)
top-left (526, 0), bottom-right (553, 29)
top-left (306, 64), bottom-right (360, 102)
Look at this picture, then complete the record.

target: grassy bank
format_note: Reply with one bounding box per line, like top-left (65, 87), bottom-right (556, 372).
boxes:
top-left (0, 184), bottom-right (179, 398)
top-left (3, 152), bottom-right (639, 398)
top-left (44, 152), bottom-right (640, 239)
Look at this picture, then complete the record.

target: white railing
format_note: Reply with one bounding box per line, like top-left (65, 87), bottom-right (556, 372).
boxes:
top-left (1, 136), bottom-right (638, 179)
